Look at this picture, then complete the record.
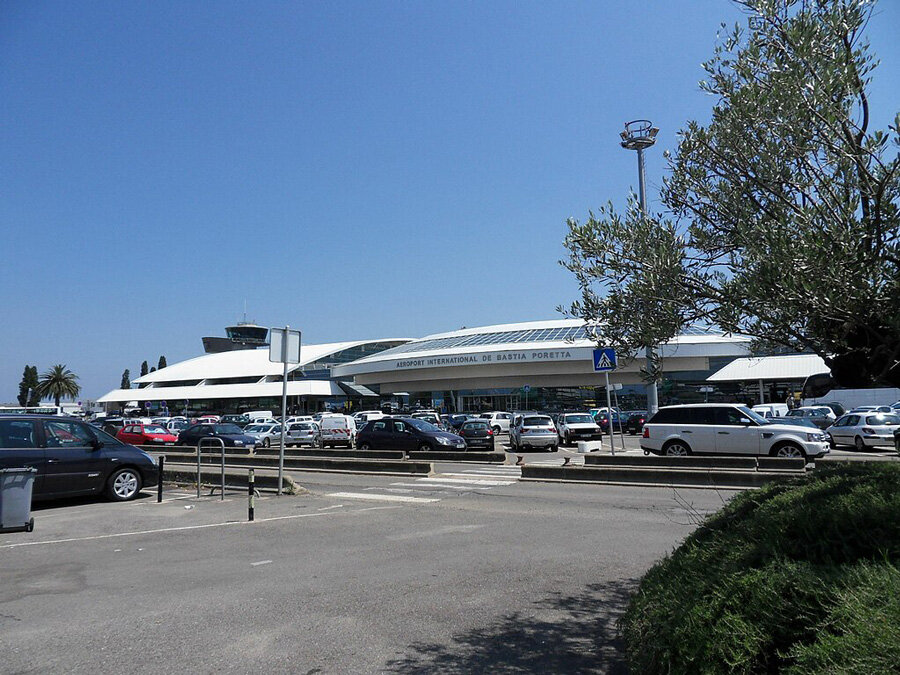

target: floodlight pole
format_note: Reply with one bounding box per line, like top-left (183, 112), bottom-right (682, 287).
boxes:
top-left (621, 120), bottom-right (660, 416)
top-left (278, 325), bottom-right (289, 495)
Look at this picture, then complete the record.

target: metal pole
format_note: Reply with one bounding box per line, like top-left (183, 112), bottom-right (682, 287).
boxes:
top-left (636, 147), bottom-right (660, 417)
top-left (157, 455), bottom-right (165, 503)
top-left (759, 379), bottom-right (765, 405)
top-left (278, 325), bottom-right (289, 496)
top-left (248, 469), bottom-right (255, 521)
top-left (605, 372), bottom-right (615, 455)
top-left (196, 442), bottom-right (201, 499)
top-left (612, 388), bottom-right (625, 451)
top-left (220, 439), bottom-right (225, 501)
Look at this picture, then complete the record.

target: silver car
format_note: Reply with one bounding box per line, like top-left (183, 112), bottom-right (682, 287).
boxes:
top-left (243, 423), bottom-right (283, 448)
top-left (826, 412), bottom-right (900, 450)
top-left (510, 414), bottom-right (558, 452)
top-left (286, 422), bottom-right (320, 448)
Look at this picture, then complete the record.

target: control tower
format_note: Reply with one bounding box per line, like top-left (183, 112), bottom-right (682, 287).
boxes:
top-left (202, 323), bottom-right (270, 353)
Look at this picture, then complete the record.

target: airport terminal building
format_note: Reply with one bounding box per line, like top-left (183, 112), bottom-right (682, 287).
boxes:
top-left (98, 320), bottom-right (755, 415)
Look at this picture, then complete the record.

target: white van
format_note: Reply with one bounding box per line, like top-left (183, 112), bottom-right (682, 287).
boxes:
top-left (751, 403), bottom-right (789, 419)
top-left (320, 414), bottom-right (357, 448)
top-left (354, 410), bottom-right (385, 426)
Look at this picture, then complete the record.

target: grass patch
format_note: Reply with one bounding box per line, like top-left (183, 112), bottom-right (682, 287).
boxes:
top-left (621, 462), bottom-right (900, 674)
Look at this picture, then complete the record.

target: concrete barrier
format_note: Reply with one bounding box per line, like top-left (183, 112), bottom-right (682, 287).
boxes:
top-left (155, 451), bottom-right (433, 476)
top-left (576, 440), bottom-right (605, 453)
top-left (520, 464), bottom-right (799, 489)
top-left (162, 466), bottom-right (304, 494)
top-left (407, 451), bottom-right (506, 463)
top-left (756, 457), bottom-right (807, 471)
top-left (252, 448), bottom-right (405, 460)
top-left (583, 455), bottom-right (758, 470)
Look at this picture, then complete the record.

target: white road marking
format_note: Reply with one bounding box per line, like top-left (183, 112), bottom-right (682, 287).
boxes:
top-left (251, 560), bottom-right (273, 566)
top-left (317, 505), bottom-right (344, 511)
top-left (417, 477), bottom-right (515, 486)
top-left (0, 510), bottom-right (340, 550)
top-left (389, 482), bottom-right (491, 490)
top-left (438, 472), bottom-right (519, 479)
top-left (327, 492), bottom-right (440, 504)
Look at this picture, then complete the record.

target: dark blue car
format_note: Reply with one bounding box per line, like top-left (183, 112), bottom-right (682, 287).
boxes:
top-left (177, 423), bottom-right (257, 449)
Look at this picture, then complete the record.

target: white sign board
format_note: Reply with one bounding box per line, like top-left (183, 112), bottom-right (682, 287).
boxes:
top-left (269, 327), bottom-right (301, 364)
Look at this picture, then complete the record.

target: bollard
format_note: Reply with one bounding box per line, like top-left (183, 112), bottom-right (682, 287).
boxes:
top-left (157, 456), bottom-right (165, 503)
top-left (248, 469), bottom-right (255, 522)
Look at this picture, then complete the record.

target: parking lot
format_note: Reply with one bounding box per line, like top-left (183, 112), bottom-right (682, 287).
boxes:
top-left (2, 468), bottom-right (735, 674)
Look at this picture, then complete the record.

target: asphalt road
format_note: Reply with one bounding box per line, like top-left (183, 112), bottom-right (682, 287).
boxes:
top-left (0, 465), bottom-right (736, 674)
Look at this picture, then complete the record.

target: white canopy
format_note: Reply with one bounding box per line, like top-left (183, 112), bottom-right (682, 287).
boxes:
top-left (707, 354), bottom-right (827, 382)
top-left (97, 380), bottom-right (344, 403)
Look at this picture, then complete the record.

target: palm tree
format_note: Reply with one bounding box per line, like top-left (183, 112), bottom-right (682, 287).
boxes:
top-left (36, 364), bottom-right (81, 407)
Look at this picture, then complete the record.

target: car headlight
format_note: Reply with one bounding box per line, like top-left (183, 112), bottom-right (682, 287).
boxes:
top-left (436, 436), bottom-right (453, 445)
top-left (806, 432), bottom-right (825, 442)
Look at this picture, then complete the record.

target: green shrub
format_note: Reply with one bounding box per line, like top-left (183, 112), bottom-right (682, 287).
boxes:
top-left (621, 463), bottom-right (900, 674)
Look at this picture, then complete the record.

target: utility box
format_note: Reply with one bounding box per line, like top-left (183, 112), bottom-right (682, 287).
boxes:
top-left (0, 467), bottom-right (36, 533)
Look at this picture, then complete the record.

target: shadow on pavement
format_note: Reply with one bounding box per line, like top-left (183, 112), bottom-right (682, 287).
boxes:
top-left (385, 579), bottom-right (636, 674)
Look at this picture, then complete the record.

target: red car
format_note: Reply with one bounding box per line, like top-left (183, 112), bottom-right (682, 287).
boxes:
top-left (117, 423), bottom-right (178, 446)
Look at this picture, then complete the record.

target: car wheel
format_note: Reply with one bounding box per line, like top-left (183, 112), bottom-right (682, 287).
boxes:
top-left (549, 445), bottom-right (558, 453)
top-left (663, 441), bottom-right (691, 456)
top-left (774, 443), bottom-right (806, 459)
top-left (359, 442), bottom-right (372, 450)
top-left (827, 434), bottom-right (836, 449)
top-left (106, 467), bottom-right (142, 501)
top-left (418, 443), bottom-right (432, 452)
top-left (492, 426), bottom-right (501, 435)
top-left (263, 437), bottom-right (270, 448)
top-left (854, 436), bottom-right (865, 451)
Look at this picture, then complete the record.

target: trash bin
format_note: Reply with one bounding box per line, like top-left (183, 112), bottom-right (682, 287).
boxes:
top-left (0, 467), bottom-right (36, 533)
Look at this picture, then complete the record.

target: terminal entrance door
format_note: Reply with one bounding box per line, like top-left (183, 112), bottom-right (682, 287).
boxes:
top-left (460, 394), bottom-right (520, 412)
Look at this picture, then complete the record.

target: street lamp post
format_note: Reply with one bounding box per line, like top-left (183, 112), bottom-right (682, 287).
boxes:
top-left (620, 120), bottom-right (660, 415)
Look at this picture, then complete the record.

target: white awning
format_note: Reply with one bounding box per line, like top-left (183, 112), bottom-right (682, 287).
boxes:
top-left (97, 380), bottom-right (345, 403)
top-left (707, 354), bottom-right (828, 382)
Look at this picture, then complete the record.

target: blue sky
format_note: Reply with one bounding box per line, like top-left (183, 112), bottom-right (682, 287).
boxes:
top-left (2, 1), bottom-right (898, 402)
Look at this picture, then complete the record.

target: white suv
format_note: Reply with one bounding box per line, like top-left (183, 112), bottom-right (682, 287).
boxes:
top-left (641, 404), bottom-right (830, 459)
top-left (479, 412), bottom-right (513, 435)
top-left (557, 412), bottom-right (602, 445)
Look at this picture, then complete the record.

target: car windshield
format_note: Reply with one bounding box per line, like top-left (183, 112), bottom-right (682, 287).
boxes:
top-left (564, 414), bottom-right (594, 424)
top-left (735, 406), bottom-right (769, 425)
top-left (245, 425), bottom-right (266, 432)
top-left (407, 418), bottom-right (438, 432)
top-left (144, 425), bottom-right (168, 434)
top-left (867, 414), bottom-right (900, 425)
top-left (524, 416), bottom-right (552, 427)
top-left (786, 410), bottom-right (804, 417)
top-left (293, 423), bottom-right (314, 430)
top-left (214, 424), bottom-right (244, 434)
top-left (463, 422), bottom-right (488, 430)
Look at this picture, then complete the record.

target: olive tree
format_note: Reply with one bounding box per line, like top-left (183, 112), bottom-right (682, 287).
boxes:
top-left (562, 0), bottom-right (900, 388)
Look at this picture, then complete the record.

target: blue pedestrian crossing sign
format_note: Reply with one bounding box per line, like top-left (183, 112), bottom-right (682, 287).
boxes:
top-left (593, 348), bottom-right (617, 372)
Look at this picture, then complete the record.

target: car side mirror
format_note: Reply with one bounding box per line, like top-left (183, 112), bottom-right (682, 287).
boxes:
top-left (740, 418), bottom-right (752, 425)
top-left (91, 438), bottom-right (104, 450)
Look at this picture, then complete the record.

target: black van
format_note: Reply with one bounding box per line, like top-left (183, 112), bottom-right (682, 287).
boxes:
top-left (0, 415), bottom-right (159, 501)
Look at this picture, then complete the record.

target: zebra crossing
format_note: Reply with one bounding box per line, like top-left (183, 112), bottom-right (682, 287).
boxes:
top-left (325, 464), bottom-right (522, 504)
